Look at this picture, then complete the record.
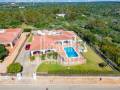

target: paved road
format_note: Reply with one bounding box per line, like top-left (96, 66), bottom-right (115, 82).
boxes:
top-left (0, 85), bottom-right (119, 90)
top-left (15, 35), bottom-right (40, 77)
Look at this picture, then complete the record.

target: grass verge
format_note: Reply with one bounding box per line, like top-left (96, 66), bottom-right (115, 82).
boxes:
top-left (37, 45), bottom-right (118, 75)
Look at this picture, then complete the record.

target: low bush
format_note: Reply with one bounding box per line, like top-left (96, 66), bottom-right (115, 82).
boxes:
top-left (98, 62), bottom-right (107, 68)
top-left (7, 63), bottom-right (23, 74)
top-left (41, 54), bottom-right (46, 60)
top-left (30, 56), bottom-right (35, 61)
top-left (23, 28), bottom-right (32, 32)
top-left (0, 44), bottom-right (9, 61)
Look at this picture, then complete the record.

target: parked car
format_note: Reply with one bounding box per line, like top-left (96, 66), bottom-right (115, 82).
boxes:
top-left (25, 44), bottom-right (30, 50)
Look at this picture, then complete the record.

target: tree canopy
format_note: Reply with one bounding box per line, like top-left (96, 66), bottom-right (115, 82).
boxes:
top-left (0, 44), bottom-right (8, 61)
top-left (0, 2), bottom-right (120, 67)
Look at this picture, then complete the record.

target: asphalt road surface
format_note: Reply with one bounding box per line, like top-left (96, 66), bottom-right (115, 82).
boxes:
top-left (15, 34), bottom-right (40, 77)
top-left (0, 85), bottom-right (119, 90)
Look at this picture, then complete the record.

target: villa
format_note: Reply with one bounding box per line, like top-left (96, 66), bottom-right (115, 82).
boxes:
top-left (30, 30), bottom-right (85, 65)
top-left (0, 28), bottom-right (22, 48)
top-left (56, 13), bottom-right (66, 18)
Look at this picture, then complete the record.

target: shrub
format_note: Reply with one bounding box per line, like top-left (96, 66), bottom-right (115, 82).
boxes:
top-left (30, 56), bottom-right (35, 61)
top-left (7, 63), bottom-right (23, 74)
top-left (23, 28), bottom-right (32, 32)
top-left (41, 54), bottom-right (46, 60)
top-left (98, 62), bottom-right (107, 68)
top-left (53, 52), bottom-right (58, 60)
top-left (47, 52), bottom-right (53, 58)
top-left (47, 52), bottom-right (58, 60)
top-left (0, 44), bottom-right (9, 62)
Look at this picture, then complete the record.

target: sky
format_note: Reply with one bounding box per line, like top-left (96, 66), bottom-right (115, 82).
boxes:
top-left (0, 0), bottom-right (120, 2)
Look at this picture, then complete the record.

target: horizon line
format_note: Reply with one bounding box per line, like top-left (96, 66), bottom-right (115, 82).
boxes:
top-left (0, 1), bottom-right (120, 3)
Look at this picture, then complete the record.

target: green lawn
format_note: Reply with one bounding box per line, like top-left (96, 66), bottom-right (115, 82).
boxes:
top-left (37, 45), bottom-right (118, 75)
top-left (28, 35), bottom-right (33, 42)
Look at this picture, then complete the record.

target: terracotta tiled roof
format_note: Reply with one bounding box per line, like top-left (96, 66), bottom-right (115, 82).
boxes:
top-left (30, 35), bottom-right (54, 50)
top-left (30, 30), bottom-right (76, 51)
top-left (0, 28), bottom-right (22, 44)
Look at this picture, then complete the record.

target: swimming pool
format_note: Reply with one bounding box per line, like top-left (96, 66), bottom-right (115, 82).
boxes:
top-left (64, 47), bottom-right (78, 58)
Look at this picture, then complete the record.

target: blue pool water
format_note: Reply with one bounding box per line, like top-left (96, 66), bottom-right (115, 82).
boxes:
top-left (64, 47), bottom-right (78, 58)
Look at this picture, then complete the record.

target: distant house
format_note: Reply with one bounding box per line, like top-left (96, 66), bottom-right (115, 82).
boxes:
top-left (56, 13), bottom-right (66, 18)
top-left (10, 3), bottom-right (16, 6)
top-left (0, 28), bottom-right (22, 48)
top-left (19, 6), bottom-right (25, 9)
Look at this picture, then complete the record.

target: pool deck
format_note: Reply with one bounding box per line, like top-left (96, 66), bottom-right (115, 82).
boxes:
top-left (64, 47), bottom-right (78, 58)
top-left (55, 42), bottom-right (85, 65)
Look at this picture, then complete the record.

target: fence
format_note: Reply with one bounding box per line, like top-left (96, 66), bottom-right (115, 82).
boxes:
top-left (0, 73), bottom-right (16, 76)
top-left (88, 43), bottom-right (120, 72)
top-left (76, 32), bottom-right (120, 72)
top-left (36, 72), bottom-right (120, 76)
